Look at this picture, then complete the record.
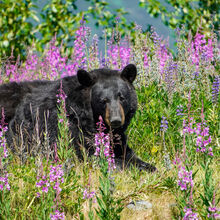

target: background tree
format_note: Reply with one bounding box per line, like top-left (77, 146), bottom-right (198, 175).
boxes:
top-left (139, 0), bottom-right (220, 37)
top-left (0, 0), bottom-right (219, 60)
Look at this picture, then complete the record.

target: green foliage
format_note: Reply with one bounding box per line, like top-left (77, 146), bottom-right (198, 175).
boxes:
top-left (95, 156), bottom-right (123, 220)
top-left (0, 0), bottom-right (38, 59)
top-left (0, 0), bottom-right (134, 60)
top-left (0, 0), bottom-right (86, 59)
top-left (36, 0), bottom-right (82, 55)
top-left (1, 0), bottom-right (219, 60)
top-left (87, 0), bottom-right (136, 39)
top-left (139, 0), bottom-right (220, 37)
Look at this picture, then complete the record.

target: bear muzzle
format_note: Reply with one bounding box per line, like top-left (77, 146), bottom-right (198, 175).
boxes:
top-left (105, 101), bottom-right (125, 129)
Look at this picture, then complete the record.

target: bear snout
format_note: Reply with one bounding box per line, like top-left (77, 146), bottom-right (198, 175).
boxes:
top-left (105, 101), bottom-right (125, 128)
top-left (110, 117), bottom-right (122, 128)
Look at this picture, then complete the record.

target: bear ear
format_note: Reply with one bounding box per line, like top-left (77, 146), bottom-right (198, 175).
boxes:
top-left (121, 64), bottom-right (137, 83)
top-left (77, 69), bottom-right (93, 87)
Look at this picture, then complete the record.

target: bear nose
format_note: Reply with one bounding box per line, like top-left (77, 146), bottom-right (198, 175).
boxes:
top-left (110, 117), bottom-right (122, 128)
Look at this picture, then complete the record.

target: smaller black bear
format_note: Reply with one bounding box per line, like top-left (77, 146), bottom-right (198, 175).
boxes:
top-left (0, 64), bottom-right (156, 172)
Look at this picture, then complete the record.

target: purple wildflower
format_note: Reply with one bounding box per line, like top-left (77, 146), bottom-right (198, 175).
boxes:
top-left (160, 116), bottom-right (168, 132)
top-left (50, 210), bottom-right (65, 220)
top-left (49, 164), bottom-right (65, 219)
top-left (157, 44), bottom-right (170, 75)
top-left (107, 42), bottom-right (131, 70)
top-left (36, 163), bottom-right (65, 218)
top-left (183, 118), bottom-right (213, 156)
top-left (0, 109), bottom-right (10, 192)
top-left (183, 118), bottom-right (195, 135)
top-left (94, 116), bottom-right (116, 171)
top-left (56, 81), bottom-right (67, 104)
top-left (0, 173), bottom-right (10, 191)
top-left (72, 26), bottom-right (87, 70)
top-left (208, 206), bottom-right (220, 219)
top-left (177, 166), bottom-right (193, 191)
top-left (83, 187), bottom-right (96, 200)
top-left (36, 175), bottom-right (50, 196)
top-left (183, 207), bottom-right (199, 220)
top-left (164, 60), bottom-right (177, 94)
top-left (134, 23), bottom-right (142, 32)
top-left (190, 33), bottom-right (214, 70)
top-left (36, 164), bottom-right (64, 196)
top-left (44, 41), bottom-right (67, 80)
top-left (150, 26), bottom-right (161, 45)
top-left (49, 165), bottom-right (64, 193)
top-left (0, 111), bottom-right (8, 158)
top-left (194, 123), bottom-right (213, 156)
top-left (212, 76), bottom-right (219, 104)
top-left (208, 192), bottom-right (220, 219)
top-left (176, 105), bottom-right (184, 116)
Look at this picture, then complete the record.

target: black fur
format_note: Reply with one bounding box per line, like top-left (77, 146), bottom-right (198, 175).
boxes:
top-left (0, 64), bottom-right (156, 172)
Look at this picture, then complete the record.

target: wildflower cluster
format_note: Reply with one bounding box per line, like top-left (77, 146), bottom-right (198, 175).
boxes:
top-left (108, 41), bottom-right (131, 70)
top-left (0, 173), bottom-right (10, 192)
top-left (0, 22), bottom-right (219, 219)
top-left (49, 165), bottom-right (64, 193)
top-left (3, 25), bottom-right (91, 82)
top-left (177, 166), bottom-right (193, 191)
top-left (56, 82), bottom-right (68, 127)
top-left (36, 175), bottom-right (50, 196)
top-left (36, 164), bottom-right (65, 219)
top-left (94, 116), bottom-right (116, 171)
top-left (56, 82), bottom-right (67, 105)
top-left (212, 76), bottom-right (219, 104)
top-left (208, 206), bottom-right (220, 219)
top-left (173, 155), bottom-right (198, 219)
top-left (157, 44), bottom-right (170, 75)
top-left (87, 34), bottom-right (99, 70)
top-left (0, 114), bottom-right (8, 158)
top-left (83, 187), bottom-right (95, 200)
top-left (176, 105), bottom-right (184, 116)
top-left (160, 116), bottom-right (168, 132)
top-left (36, 165), bottom-right (64, 196)
top-left (0, 109), bottom-right (10, 191)
top-left (183, 118), bottom-right (213, 156)
top-left (49, 165), bottom-right (65, 220)
top-left (72, 26), bottom-right (88, 70)
top-left (183, 207), bottom-right (199, 220)
top-left (94, 116), bottom-right (123, 219)
top-left (45, 41), bottom-right (68, 79)
top-left (190, 33), bottom-right (214, 68)
top-left (50, 210), bottom-right (65, 220)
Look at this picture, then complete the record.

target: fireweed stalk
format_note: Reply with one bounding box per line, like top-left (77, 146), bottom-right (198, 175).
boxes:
top-left (82, 172), bottom-right (96, 220)
top-left (173, 93), bottom-right (198, 218)
top-left (35, 83), bottom-right (68, 219)
top-left (174, 102), bottom-right (218, 219)
top-left (56, 81), bottom-right (75, 161)
top-left (0, 108), bottom-right (11, 218)
top-left (94, 116), bottom-right (123, 220)
top-left (173, 123), bottom-right (198, 219)
top-left (36, 162), bottom-right (65, 219)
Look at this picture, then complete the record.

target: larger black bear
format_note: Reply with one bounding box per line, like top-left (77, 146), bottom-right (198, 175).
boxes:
top-left (0, 64), bottom-right (156, 172)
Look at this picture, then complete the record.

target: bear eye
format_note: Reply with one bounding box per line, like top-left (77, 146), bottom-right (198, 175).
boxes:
top-left (118, 92), bottom-right (125, 101)
top-left (100, 98), bottom-right (108, 104)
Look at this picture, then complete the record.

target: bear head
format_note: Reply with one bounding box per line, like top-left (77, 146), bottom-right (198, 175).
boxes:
top-left (77, 64), bottom-right (137, 129)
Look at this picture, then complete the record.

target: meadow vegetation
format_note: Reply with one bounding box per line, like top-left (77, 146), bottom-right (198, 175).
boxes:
top-left (0, 24), bottom-right (219, 219)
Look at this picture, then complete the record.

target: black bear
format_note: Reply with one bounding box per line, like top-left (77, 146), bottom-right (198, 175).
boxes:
top-left (0, 64), bottom-right (156, 172)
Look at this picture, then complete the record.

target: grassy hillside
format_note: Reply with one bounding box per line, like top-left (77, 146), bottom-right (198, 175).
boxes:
top-left (0, 26), bottom-right (219, 219)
